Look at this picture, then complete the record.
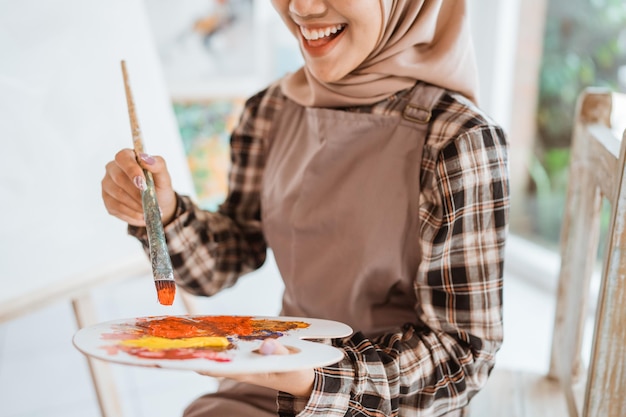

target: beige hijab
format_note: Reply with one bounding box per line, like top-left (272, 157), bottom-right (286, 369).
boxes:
top-left (280, 0), bottom-right (479, 108)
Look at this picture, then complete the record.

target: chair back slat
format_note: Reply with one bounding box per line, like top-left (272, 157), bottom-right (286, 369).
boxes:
top-left (549, 89), bottom-right (626, 416)
top-left (583, 125), bottom-right (626, 417)
top-left (549, 91), bottom-right (609, 393)
top-left (587, 126), bottom-right (620, 198)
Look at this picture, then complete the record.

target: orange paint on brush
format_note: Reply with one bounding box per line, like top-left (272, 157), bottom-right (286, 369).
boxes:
top-left (156, 281), bottom-right (175, 305)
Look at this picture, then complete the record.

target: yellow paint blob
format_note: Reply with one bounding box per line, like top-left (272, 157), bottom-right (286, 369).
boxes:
top-left (119, 336), bottom-right (230, 351)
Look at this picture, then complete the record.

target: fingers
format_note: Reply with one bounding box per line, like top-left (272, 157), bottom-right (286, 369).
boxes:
top-left (258, 339), bottom-right (290, 355)
top-left (101, 149), bottom-right (177, 227)
top-left (101, 150), bottom-right (141, 225)
top-left (136, 152), bottom-right (172, 189)
top-left (194, 339), bottom-right (314, 397)
top-left (135, 152), bottom-right (177, 225)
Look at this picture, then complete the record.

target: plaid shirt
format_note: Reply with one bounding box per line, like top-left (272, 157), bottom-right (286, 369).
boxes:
top-left (130, 82), bottom-right (509, 416)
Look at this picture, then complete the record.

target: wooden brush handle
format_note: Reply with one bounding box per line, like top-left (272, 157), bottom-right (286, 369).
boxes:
top-left (121, 60), bottom-right (145, 156)
top-left (120, 60), bottom-right (175, 285)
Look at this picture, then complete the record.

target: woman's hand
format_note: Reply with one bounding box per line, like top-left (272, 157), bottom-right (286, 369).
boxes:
top-left (101, 149), bottom-right (178, 227)
top-left (198, 339), bottom-right (315, 398)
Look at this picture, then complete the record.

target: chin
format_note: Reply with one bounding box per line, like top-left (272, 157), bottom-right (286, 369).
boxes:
top-left (309, 67), bottom-right (348, 84)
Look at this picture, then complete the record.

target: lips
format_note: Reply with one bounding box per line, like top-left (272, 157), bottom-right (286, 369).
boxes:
top-left (298, 24), bottom-right (346, 53)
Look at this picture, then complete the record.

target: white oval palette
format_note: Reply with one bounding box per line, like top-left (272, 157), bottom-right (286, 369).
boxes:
top-left (73, 315), bottom-right (352, 374)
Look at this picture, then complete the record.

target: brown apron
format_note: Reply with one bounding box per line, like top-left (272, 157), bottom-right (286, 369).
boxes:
top-left (262, 82), bottom-right (443, 338)
top-left (184, 83), bottom-right (470, 417)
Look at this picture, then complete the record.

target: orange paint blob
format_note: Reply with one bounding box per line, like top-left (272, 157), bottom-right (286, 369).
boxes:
top-left (135, 316), bottom-right (309, 339)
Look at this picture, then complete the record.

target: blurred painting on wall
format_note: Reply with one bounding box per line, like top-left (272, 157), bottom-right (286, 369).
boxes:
top-left (173, 99), bottom-right (245, 210)
top-left (144, 0), bottom-right (257, 99)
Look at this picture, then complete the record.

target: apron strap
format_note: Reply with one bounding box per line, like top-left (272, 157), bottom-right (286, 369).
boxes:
top-left (401, 82), bottom-right (446, 127)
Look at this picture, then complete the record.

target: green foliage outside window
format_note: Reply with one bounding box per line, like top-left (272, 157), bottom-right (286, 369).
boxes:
top-left (527, 0), bottom-right (626, 244)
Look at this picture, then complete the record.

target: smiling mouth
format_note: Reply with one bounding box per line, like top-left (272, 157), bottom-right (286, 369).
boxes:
top-left (299, 24), bottom-right (346, 47)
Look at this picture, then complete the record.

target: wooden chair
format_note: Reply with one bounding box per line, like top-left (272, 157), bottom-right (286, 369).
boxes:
top-left (470, 88), bottom-right (626, 416)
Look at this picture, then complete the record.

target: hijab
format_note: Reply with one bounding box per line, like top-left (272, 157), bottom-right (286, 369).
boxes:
top-left (280, 0), bottom-right (479, 108)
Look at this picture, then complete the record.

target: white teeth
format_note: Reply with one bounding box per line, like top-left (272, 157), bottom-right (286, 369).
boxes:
top-left (299, 24), bottom-right (345, 41)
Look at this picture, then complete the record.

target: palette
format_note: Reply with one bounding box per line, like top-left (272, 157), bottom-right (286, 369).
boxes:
top-left (73, 315), bottom-right (352, 374)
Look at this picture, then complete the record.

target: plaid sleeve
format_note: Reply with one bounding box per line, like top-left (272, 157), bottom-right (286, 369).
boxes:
top-left (277, 121), bottom-right (509, 416)
top-left (129, 84), bottom-right (284, 296)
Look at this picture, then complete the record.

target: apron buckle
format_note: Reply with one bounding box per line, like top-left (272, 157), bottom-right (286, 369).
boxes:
top-left (403, 103), bottom-right (432, 124)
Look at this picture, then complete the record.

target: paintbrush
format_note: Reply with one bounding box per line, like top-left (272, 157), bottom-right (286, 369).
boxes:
top-left (120, 60), bottom-right (175, 306)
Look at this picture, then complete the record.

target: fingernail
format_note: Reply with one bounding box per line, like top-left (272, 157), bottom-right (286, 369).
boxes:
top-left (139, 153), bottom-right (155, 165)
top-left (133, 175), bottom-right (146, 191)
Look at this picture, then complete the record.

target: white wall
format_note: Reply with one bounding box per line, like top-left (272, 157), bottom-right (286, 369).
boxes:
top-left (468, 0), bottom-right (522, 132)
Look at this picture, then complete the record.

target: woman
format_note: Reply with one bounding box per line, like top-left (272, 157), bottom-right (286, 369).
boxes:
top-left (102, 0), bottom-right (509, 415)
